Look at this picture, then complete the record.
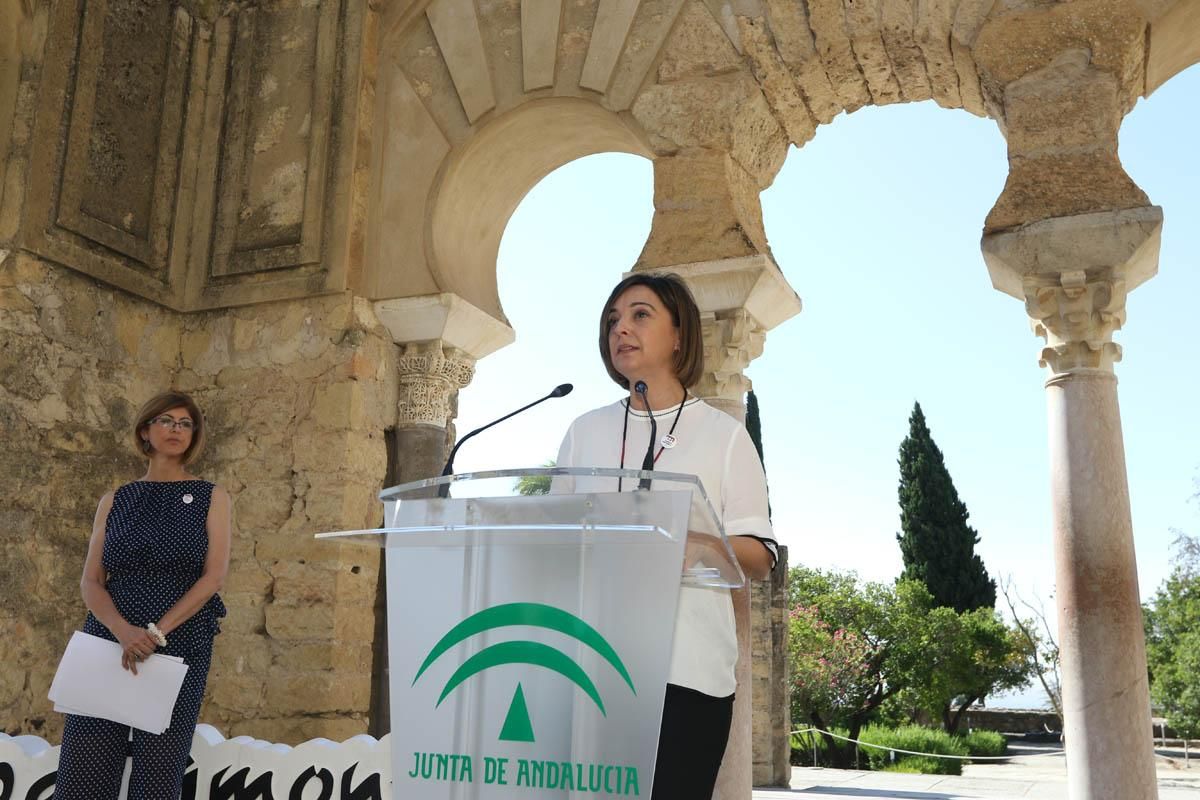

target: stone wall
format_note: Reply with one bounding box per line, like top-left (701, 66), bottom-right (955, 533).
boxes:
top-left (0, 252), bottom-right (180, 740)
top-left (751, 545), bottom-right (790, 787)
top-left (1, 0), bottom-right (395, 743)
top-left (2, 0), bottom-right (372, 313)
top-left (964, 708), bottom-right (1187, 741)
top-left (964, 707), bottom-right (1061, 735)
top-left (0, 251), bottom-right (399, 743)
top-left (0, 0), bottom-right (45, 247)
top-left (173, 290), bottom-right (398, 743)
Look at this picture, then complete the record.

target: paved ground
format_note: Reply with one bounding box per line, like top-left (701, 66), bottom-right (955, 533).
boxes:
top-left (751, 743), bottom-right (1200, 799)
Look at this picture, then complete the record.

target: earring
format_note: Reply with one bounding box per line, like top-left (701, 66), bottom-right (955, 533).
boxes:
top-left (142, 439), bottom-right (151, 453)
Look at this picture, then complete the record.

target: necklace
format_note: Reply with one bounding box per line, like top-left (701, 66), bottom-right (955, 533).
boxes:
top-left (618, 389), bottom-right (687, 492)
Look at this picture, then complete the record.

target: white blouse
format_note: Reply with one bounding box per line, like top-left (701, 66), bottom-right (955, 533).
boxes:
top-left (552, 396), bottom-right (776, 697)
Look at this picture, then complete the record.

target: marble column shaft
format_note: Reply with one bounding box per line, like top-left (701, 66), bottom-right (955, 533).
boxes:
top-left (984, 208), bottom-right (1162, 800)
top-left (1047, 370), bottom-right (1157, 799)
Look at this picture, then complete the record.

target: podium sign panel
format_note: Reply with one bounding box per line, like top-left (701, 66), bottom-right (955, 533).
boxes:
top-left (318, 468), bottom-right (744, 799)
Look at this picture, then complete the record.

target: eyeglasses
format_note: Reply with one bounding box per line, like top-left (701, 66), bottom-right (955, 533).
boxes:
top-left (150, 416), bottom-right (194, 432)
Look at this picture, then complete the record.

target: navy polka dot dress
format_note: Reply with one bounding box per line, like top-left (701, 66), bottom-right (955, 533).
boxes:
top-left (54, 479), bottom-right (226, 800)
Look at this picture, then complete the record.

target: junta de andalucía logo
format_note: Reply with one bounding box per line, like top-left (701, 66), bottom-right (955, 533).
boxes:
top-left (406, 602), bottom-right (643, 795)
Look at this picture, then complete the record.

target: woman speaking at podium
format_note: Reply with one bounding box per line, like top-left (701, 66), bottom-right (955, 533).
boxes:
top-left (553, 273), bottom-right (776, 800)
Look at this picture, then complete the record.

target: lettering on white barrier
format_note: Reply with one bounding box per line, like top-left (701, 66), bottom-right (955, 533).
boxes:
top-left (0, 725), bottom-right (391, 799)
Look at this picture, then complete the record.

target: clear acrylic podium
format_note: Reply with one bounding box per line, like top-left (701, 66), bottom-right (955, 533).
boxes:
top-left (317, 467), bottom-right (744, 799)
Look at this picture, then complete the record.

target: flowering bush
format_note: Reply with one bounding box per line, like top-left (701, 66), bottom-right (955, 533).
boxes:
top-left (789, 604), bottom-right (879, 727)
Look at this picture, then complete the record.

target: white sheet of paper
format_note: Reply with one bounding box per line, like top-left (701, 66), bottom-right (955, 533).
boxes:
top-left (48, 631), bottom-right (188, 735)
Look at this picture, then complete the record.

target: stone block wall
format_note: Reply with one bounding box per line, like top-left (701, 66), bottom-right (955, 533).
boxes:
top-left (751, 544), bottom-right (790, 787)
top-left (963, 707), bottom-right (1061, 734)
top-left (0, 251), bottom-right (399, 743)
top-left (1, 253), bottom-right (180, 740)
top-left (173, 291), bottom-right (398, 743)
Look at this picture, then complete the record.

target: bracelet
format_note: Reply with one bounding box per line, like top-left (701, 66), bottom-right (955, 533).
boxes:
top-left (147, 622), bottom-right (168, 648)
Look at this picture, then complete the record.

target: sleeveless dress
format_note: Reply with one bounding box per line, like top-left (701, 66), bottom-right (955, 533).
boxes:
top-left (54, 479), bottom-right (226, 800)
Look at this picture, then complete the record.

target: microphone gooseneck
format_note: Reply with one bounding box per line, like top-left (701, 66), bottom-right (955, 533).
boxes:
top-left (438, 383), bottom-right (573, 497)
top-left (634, 381), bottom-right (655, 490)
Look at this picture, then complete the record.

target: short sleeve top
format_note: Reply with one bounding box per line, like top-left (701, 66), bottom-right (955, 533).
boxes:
top-left (552, 397), bottom-right (774, 697)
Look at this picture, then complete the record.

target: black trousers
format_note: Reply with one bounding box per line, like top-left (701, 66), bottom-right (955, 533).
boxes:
top-left (650, 684), bottom-right (735, 800)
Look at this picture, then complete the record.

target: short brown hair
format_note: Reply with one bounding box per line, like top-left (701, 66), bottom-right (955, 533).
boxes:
top-left (599, 272), bottom-right (705, 390)
top-left (132, 390), bottom-right (206, 464)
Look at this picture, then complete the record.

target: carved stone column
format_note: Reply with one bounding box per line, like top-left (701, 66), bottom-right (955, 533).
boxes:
top-left (393, 341), bottom-right (476, 478)
top-left (984, 207), bottom-right (1162, 800)
top-left (377, 291), bottom-right (515, 458)
top-left (642, 255), bottom-right (800, 797)
top-left (369, 292), bottom-right (514, 734)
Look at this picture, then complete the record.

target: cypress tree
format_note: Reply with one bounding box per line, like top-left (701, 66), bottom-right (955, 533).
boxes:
top-left (746, 390), bottom-right (765, 463)
top-left (896, 402), bottom-right (995, 612)
top-left (745, 390), bottom-right (771, 519)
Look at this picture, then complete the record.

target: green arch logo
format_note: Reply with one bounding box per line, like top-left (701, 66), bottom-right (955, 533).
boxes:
top-left (413, 603), bottom-right (637, 742)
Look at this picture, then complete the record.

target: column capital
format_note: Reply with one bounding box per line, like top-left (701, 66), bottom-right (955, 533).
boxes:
top-left (395, 341), bottom-right (475, 428)
top-left (377, 293), bottom-right (513, 429)
top-left (982, 207), bottom-right (1162, 376)
top-left (697, 309), bottom-right (765, 409)
top-left (1024, 271), bottom-right (1127, 374)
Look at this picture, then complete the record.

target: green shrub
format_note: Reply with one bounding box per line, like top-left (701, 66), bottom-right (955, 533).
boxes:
top-left (857, 725), bottom-right (968, 776)
top-left (880, 757), bottom-right (951, 774)
top-left (959, 729), bottom-right (1007, 758)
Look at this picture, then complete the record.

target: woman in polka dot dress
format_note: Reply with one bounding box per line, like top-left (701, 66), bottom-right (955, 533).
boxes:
top-left (53, 390), bottom-right (231, 800)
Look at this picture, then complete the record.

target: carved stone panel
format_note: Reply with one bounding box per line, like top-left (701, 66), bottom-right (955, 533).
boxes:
top-left (190, 0), bottom-right (356, 309)
top-left (207, 2), bottom-right (338, 279)
top-left (22, 0), bottom-right (358, 311)
top-left (60, 1), bottom-right (193, 272)
top-left (24, 0), bottom-right (197, 307)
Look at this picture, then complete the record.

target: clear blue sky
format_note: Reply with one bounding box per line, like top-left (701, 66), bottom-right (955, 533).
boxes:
top-left (452, 67), bottom-right (1200, 706)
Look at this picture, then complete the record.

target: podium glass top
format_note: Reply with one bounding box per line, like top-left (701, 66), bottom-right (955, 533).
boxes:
top-left (316, 467), bottom-right (745, 588)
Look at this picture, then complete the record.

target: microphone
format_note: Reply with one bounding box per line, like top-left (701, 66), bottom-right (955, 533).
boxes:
top-left (634, 381), bottom-right (655, 490)
top-left (438, 383), bottom-right (573, 497)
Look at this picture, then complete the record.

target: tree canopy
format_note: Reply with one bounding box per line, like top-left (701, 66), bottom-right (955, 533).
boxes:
top-left (788, 566), bottom-right (1034, 763)
top-left (514, 460), bottom-right (555, 496)
top-left (1144, 533), bottom-right (1200, 739)
top-left (789, 564), bottom-right (1034, 763)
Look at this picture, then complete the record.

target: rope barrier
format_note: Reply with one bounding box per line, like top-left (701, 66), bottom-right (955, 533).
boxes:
top-left (790, 727), bottom-right (1059, 761)
top-left (791, 727), bottom-right (1190, 765)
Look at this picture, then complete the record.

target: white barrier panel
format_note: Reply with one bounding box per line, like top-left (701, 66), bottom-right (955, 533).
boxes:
top-left (0, 724), bottom-right (392, 799)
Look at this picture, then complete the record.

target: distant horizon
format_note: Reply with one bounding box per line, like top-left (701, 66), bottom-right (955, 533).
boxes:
top-left (987, 685), bottom-right (1056, 712)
